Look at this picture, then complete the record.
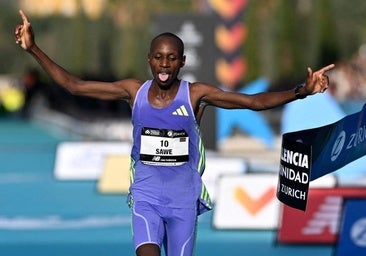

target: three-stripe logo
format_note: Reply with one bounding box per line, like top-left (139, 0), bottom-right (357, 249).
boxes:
top-left (172, 105), bottom-right (189, 116)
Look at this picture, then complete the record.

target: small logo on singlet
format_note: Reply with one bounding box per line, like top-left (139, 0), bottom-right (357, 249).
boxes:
top-left (152, 156), bottom-right (161, 161)
top-left (144, 129), bottom-right (160, 136)
top-left (172, 105), bottom-right (189, 116)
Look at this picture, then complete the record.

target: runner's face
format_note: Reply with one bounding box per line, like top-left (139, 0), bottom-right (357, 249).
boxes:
top-left (148, 37), bottom-right (185, 87)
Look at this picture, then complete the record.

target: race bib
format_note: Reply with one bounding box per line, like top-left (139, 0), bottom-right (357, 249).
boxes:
top-left (140, 127), bottom-right (189, 166)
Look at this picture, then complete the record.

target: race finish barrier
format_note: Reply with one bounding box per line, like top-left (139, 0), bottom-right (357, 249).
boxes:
top-left (277, 103), bottom-right (366, 211)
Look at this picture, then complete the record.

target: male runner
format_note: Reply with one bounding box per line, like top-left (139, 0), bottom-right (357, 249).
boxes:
top-left (14, 10), bottom-right (334, 256)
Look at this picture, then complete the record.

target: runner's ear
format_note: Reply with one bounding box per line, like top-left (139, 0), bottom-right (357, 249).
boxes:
top-left (180, 56), bottom-right (186, 67)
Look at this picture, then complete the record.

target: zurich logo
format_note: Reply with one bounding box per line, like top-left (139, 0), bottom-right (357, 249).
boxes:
top-left (351, 217), bottom-right (366, 247)
top-left (331, 131), bottom-right (346, 161)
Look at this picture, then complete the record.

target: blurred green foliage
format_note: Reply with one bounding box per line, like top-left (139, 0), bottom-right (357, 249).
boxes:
top-left (2, 0), bottom-right (366, 88)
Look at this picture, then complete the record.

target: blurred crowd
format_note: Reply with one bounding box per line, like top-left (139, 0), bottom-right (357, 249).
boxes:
top-left (0, 69), bottom-right (131, 120)
top-left (331, 45), bottom-right (366, 102)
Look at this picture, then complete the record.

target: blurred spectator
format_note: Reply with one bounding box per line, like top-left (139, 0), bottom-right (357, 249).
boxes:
top-left (20, 68), bottom-right (44, 118)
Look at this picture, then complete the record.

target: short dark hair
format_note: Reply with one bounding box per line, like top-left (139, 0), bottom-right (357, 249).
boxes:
top-left (150, 32), bottom-right (184, 57)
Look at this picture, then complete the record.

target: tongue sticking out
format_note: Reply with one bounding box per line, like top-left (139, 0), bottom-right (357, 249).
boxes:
top-left (158, 73), bottom-right (169, 82)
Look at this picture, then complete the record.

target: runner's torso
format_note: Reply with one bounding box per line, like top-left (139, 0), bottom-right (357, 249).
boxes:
top-left (128, 80), bottom-right (211, 212)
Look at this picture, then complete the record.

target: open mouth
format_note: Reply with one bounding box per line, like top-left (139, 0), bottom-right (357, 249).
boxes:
top-left (158, 72), bottom-right (169, 82)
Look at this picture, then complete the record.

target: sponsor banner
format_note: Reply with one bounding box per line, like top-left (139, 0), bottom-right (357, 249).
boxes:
top-left (54, 142), bottom-right (131, 180)
top-left (277, 137), bottom-right (311, 211)
top-left (283, 103), bottom-right (366, 181)
top-left (213, 174), bottom-right (280, 229)
top-left (336, 199), bottom-right (366, 255)
top-left (277, 187), bottom-right (366, 244)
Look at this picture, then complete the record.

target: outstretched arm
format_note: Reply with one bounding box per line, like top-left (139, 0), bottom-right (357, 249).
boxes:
top-left (14, 10), bottom-right (140, 101)
top-left (195, 64), bottom-right (335, 111)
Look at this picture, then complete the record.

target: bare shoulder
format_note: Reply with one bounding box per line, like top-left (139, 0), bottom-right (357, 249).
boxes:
top-left (114, 78), bottom-right (144, 99)
top-left (189, 81), bottom-right (223, 101)
top-left (188, 81), bottom-right (223, 109)
top-left (114, 78), bottom-right (144, 89)
top-left (189, 81), bottom-right (221, 96)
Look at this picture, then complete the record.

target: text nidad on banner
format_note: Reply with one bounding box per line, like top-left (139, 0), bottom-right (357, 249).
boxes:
top-left (277, 137), bottom-right (311, 211)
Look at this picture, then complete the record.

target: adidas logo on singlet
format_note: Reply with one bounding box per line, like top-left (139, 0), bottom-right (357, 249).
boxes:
top-left (172, 105), bottom-right (189, 116)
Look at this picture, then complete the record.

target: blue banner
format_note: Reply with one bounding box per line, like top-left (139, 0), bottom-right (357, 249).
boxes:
top-left (336, 199), bottom-right (366, 255)
top-left (282, 103), bottom-right (366, 181)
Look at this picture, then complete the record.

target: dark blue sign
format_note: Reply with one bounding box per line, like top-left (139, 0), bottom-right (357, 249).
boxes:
top-left (277, 137), bottom-right (311, 211)
top-left (336, 199), bottom-right (366, 256)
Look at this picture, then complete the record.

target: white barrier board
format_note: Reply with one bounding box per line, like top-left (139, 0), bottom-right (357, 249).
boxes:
top-left (54, 142), bottom-right (131, 180)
